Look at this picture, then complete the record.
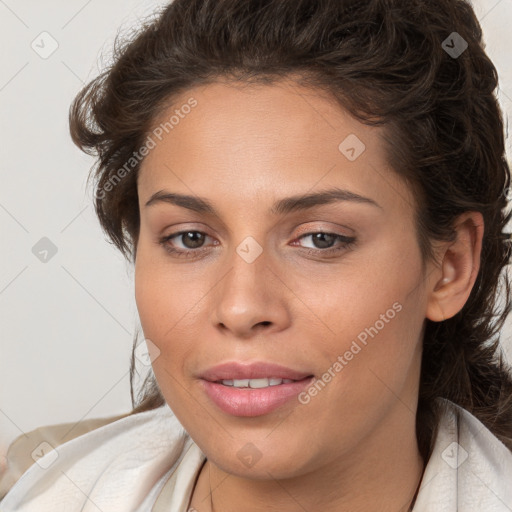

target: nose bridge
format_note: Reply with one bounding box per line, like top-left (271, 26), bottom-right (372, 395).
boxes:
top-left (212, 232), bottom-right (286, 334)
top-left (224, 234), bottom-right (269, 297)
top-left (222, 206), bottom-right (269, 275)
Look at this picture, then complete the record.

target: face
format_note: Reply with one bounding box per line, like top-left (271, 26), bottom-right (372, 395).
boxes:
top-left (135, 79), bottom-right (432, 479)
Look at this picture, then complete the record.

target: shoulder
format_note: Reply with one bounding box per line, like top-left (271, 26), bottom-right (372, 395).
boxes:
top-left (0, 404), bottom-right (191, 511)
top-left (0, 411), bottom-right (131, 499)
top-left (413, 398), bottom-right (512, 511)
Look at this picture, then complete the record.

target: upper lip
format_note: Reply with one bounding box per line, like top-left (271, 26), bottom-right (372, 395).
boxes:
top-left (200, 361), bottom-right (314, 382)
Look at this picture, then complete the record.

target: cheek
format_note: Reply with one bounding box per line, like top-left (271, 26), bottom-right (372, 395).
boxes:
top-left (134, 250), bottom-right (210, 423)
top-left (134, 245), bottom-right (178, 354)
top-left (297, 292), bottom-right (423, 449)
top-left (300, 245), bottom-right (418, 348)
top-left (134, 262), bottom-right (166, 338)
top-left (134, 264), bottom-right (189, 407)
top-left (135, 235), bottom-right (183, 332)
top-left (304, 242), bottom-right (424, 398)
top-left (134, 244), bottom-right (208, 373)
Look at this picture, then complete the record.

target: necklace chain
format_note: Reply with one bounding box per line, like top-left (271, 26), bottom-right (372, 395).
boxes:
top-left (209, 461), bottom-right (215, 512)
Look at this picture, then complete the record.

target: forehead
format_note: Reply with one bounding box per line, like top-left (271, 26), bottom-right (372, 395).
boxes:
top-left (145, 78), bottom-right (382, 160)
top-left (138, 79), bottom-right (416, 217)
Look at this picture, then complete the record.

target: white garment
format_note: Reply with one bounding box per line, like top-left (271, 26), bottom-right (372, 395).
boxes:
top-left (1, 398), bottom-right (511, 511)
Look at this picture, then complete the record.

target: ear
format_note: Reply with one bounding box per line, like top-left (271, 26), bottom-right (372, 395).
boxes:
top-left (426, 211), bottom-right (484, 322)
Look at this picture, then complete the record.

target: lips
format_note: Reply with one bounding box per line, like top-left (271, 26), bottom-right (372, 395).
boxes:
top-left (199, 361), bottom-right (314, 382)
top-left (201, 377), bottom-right (315, 416)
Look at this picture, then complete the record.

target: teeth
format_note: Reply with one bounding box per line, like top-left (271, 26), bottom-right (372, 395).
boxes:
top-left (220, 378), bottom-right (296, 388)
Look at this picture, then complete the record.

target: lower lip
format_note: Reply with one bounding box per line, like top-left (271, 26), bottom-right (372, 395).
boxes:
top-left (200, 377), bottom-right (315, 417)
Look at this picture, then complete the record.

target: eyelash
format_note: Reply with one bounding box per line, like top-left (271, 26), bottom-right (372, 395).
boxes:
top-left (158, 230), bottom-right (356, 259)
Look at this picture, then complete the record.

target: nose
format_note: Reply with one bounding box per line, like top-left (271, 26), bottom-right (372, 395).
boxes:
top-left (211, 243), bottom-right (291, 339)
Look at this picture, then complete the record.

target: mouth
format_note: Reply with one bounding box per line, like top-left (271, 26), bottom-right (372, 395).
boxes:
top-left (200, 375), bottom-right (315, 417)
top-left (212, 376), bottom-right (314, 388)
top-left (198, 361), bottom-right (315, 416)
top-left (199, 360), bottom-right (314, 383)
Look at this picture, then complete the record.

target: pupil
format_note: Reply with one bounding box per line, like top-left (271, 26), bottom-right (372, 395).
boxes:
top-left (183, 232), bottom-right (204, 248)
top-left (313, 233), bottom-right (334, 249)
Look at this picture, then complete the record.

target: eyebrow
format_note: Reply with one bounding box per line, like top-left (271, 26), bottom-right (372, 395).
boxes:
top-left (144, 187), bottom-right (382, 215)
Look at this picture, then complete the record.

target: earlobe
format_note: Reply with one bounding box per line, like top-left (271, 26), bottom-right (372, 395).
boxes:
top-left (426, 212), bottom-right (484, 322)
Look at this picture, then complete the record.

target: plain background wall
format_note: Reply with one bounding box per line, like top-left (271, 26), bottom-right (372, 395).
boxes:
top-left (1, 0), bottom-right (512, 459)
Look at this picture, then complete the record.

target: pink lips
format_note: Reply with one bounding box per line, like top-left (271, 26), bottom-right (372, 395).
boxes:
top-left (199, 361), bottom-right (313, 382)
top-left (199, 361), bottom-right (314, 417)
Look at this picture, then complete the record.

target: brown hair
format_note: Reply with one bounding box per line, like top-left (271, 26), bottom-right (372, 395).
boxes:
top-left (69, 0), bottom-right (512, 461)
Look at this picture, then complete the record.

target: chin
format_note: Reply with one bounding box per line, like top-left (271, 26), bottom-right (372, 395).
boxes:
top-left (200, 433), bottom-right (321, 480)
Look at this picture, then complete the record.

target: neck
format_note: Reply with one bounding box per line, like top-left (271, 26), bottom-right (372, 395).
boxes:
top-left (192, 404), bottom-right (425, 512)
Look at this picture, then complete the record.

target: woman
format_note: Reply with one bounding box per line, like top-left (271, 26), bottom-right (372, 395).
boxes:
top-left (2, 0), bottom-right (512, 510)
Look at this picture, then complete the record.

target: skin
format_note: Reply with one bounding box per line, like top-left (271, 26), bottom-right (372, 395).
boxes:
top-left (134, 78), bottom-right (483, 512)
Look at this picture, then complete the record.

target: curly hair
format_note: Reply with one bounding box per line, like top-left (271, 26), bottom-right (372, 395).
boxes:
top-left (68, 0), bottom-right (512, 461)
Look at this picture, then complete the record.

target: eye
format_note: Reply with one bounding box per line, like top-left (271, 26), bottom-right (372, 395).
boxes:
top-left (292, 232), bottom-right (356, 256)
top-left (158, 230), bottom-right (356, 259)
top-left (158, 230), bottom-right (215, 258)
